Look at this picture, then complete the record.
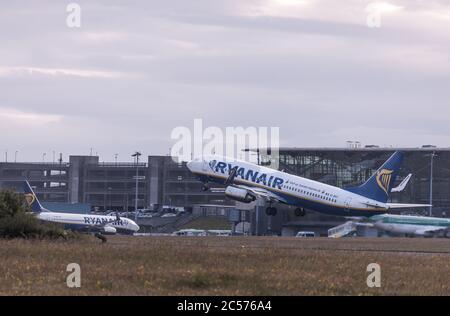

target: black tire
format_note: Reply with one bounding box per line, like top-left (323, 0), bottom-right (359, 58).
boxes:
top-left (271, 207), bottom-right (277, 216)
top-left (201, 184), bottom-right (209, 191)
top-left (265, 207), bottom-right (277, 216)
top-left (295, 208), bottom-right (306, 217)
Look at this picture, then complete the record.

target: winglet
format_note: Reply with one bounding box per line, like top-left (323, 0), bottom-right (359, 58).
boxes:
top-left (391, 173), bottom-right (412, 193)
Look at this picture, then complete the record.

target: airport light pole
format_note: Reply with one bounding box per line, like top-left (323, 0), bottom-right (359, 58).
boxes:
top-left (14, 151), bottom-right (18, 163)
top-left (132, 151), bottom-right (142, 223)
top-left (429, 151), bottom-right (436, 217)
top-left (243, 148), bottom-right (260, 165)
top-left (108, 187), bottom-right (112, 211)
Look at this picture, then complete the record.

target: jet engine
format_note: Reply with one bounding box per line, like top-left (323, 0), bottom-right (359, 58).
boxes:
top-left (102, 226), bottom-right (117, 235)
top-left (225, 186), bottom-right (256, 203)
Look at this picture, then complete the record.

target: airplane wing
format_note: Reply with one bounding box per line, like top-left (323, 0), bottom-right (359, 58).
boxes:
top-left (390, 174), bottom-right (412, 193)
top-left (234, 184), bottom-right (289, 204)
top-left (387, 203), bottom-right (432, 209)
top-left (355, 222), bottom-right (375, 227)
top-left (344, 216), bottom-right (375, 222)
top-left (414, 226), bottom-right (447, 236)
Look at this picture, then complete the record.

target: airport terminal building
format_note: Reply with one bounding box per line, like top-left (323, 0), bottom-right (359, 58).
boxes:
top-left (0, 155), bottom-right (230, 212)
top-left (1, 146), bottom-right (449, 235)
top-left (260, 147), bottom-right (450, 211)
top-left (258, 146), bottom-right (450, 235)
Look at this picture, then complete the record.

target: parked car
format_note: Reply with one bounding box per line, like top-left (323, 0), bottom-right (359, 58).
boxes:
top-left (295, 231), bottom-right (316, 238)
top-left (173, 229), bottom-right (207, 236)
top-left (161, 213), bottom-right (177, 218)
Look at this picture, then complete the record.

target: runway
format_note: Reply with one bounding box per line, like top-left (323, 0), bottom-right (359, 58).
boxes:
top-left (113, 235), bottom-right (450, 255)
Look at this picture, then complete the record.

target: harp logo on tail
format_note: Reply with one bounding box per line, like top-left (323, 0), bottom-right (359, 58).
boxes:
top-left (376, 169), bottom-right (393, 194)
top-left (25, 193), bottom-right (36, 206)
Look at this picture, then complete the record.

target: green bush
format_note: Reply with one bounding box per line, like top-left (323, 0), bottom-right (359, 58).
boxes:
top-left (0, 189), bottom-right (75, 239)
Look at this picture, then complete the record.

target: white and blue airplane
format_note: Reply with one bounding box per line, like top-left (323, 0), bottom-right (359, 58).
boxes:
top-left (24, 181), bottom-right (140, 241)
top-left (368, 214), bottom-right (450, 237)
top-left (186, 151), bottom-right (430, 217)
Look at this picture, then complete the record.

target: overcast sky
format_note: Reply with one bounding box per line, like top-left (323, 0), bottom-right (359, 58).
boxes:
top-left (0, 0), bottom-right (449, 162)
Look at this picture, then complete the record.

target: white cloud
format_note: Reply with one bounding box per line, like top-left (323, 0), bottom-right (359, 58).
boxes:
top-left (0, 107), bottom-right (63, 124)
top-left (366, 2), bottom-right (403, 14)
top-left (0, 66), bottom-right (126, 79)
top-left (242, 0), bottom-right (311, 18)
top-left (82, 31), bottom-right (125, 42)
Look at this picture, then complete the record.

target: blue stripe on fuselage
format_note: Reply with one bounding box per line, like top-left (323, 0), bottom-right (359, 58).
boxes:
top-left (193, 171), bottom-right (385, 217)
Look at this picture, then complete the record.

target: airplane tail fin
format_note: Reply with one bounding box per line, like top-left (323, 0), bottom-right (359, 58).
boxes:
top-left (23, 181), bottom-right (45, 213)
top-left (345, 151), bottom-right (404, 203)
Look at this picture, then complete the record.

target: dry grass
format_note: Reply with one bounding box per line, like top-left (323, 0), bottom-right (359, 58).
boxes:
top-left (181, 217), bottom-right (231, 230)
top-left (0, 236), bottom-right (449, 296)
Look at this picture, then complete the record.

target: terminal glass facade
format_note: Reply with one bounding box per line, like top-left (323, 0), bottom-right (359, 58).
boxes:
top-left (261, 148), bottom-right (450, 212)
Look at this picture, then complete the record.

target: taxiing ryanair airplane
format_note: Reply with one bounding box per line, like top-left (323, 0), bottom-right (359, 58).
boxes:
top-left (187, 151), bottom-right (430, 217)
top-left (24, 181), bottom-right (139, 241)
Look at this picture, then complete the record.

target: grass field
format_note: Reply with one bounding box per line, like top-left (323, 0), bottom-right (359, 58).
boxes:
top-left (0, 236), bottom-right (449, 296)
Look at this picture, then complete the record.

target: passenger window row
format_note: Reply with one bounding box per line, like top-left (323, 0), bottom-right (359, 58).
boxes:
top-left (282, 185), bottom-right (337, 203)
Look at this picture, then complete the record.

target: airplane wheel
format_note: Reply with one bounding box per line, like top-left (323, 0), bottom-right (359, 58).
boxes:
top-left (295, 208), bottom-right (306, 217)
top-left (271, 207), bottom-right (277, 216)
top-left (265, 207), bottom-right (277, 216)
top-left (95, 233), bottom-right (107, 243)
top-left (201, 184), bottom-right (209, 191)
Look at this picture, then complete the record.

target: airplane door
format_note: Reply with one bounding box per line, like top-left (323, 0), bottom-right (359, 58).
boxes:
top-left (344, 197), bottom-right (352, 212)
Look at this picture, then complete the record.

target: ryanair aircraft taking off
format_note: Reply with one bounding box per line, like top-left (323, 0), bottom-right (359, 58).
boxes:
top-left (24, 181), bottom-right (139, 241)
top-left (187, 151), bottom-right (429, 217)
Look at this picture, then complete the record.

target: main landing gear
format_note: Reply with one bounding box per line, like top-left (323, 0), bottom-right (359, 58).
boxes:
top-left (94, 233), bottom-right (107, 243)
top-left (265, 206), bottom-right (277, 216)
top-left (294, 208), bottom-right (306, 217)
top-left (201, 183), bottom-right (210, 191)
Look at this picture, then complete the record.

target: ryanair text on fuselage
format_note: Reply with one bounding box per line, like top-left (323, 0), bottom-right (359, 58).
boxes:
top-left (210, 160), bottom-right (284, 189)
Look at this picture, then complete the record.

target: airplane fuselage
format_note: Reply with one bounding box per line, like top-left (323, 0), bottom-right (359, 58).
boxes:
top-left (188, 157), bottom-right (388, 217)
top-left (36, 212), bottom-right (140, 234)
top-left (370, 214), bottom-right (450, 236)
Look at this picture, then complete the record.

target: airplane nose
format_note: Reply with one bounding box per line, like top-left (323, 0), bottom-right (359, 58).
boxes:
top-left (187, 159), bottom-right (204, 173)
